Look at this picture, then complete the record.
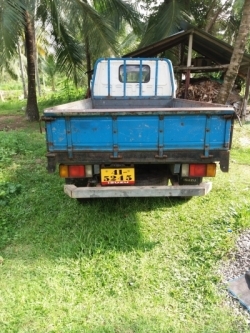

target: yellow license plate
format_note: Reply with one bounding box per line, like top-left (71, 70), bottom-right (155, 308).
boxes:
top-left (101, 168), bottom-right (135, 185)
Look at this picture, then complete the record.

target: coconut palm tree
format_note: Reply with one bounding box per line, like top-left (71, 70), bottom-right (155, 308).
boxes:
top-left (42, 54), bottom-right (58, 91)
top-left (139, 0), bottom-right (237, 47)
top-left (139, 0), bottom-right (249, 106)
top-left (1, 0), bottom-right (139, 120)
top-left (0, 1), bottom-right (23, 61)
top-left (17, 39), bottom-right (28, 98)
top-left (50, 0), bottom-right (143, 88)
top-left (216, 0), bottom-right (250, 104)
top-left (0, 1), bottom-right (50, 120)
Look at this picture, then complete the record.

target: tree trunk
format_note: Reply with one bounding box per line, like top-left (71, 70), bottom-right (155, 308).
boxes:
top-left (204, 1), bottom-right (233, 33)
top-left (33, 21), bottom-right (41, 96)
top-left (17, 40), bottom-right (28, 99)
top-left (216, 0), bottom-right (250, 105)
top-left (0, 90), bottom-right (5, 102)
top-left (85, 35), bottom-right (92, 90)
top-left (24, 10), bottom-right (40, 121)
top-left (204, 0), bottom-right (217, 32)
top-left (204, 5), bottom-right (222, 33)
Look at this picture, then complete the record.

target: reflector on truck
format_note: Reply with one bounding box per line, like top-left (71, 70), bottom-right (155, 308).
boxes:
top-left (207, 163), bottom-right (216, 177)
top-left (182, 163), bottom-right (216, 178)
top-left (59, 165), bottom-right (85, 178)
top-left (69, 166), bottom-right (85, 178)
top-left (59, 165), bottom-right (69, 178)
top-left (189, 164), bottom-right (207, 177)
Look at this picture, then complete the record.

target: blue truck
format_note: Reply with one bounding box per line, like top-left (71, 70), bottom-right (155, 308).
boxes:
top-left (42, 58), bottom-right (235, 199)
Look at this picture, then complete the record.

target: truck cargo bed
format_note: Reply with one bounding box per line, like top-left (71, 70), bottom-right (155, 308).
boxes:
top-left (44, 97), bottom-right (235, 113)
top-left (42, 57), bottom-right (236, 199)
top-left (43, 98), bottom-right (234, 173)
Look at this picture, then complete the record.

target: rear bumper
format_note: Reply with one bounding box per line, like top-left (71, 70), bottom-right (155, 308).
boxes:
top-left (64, 182), bottom-right (212, 198)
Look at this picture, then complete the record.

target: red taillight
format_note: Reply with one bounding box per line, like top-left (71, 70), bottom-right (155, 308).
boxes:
top-left (68, 165), bottom-right (85, 178)
top-left (181, 163), bottom-right (216, 178)
top-left (189, 164), bottom-right (207, 177)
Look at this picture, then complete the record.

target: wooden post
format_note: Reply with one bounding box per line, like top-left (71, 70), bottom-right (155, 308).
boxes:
top-left (241, 67), bottom-right (250, 122)
top-left (187, 33), bottom-right (193, 67)
top-left (185, 33), bottom-right (193, 99)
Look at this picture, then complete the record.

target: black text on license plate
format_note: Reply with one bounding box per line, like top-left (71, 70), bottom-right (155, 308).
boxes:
top-left (101, 168), bottom-right (135, 185)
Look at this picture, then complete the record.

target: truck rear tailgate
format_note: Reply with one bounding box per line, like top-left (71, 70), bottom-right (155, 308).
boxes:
top-left (43, 106), bottom-right (234, 169)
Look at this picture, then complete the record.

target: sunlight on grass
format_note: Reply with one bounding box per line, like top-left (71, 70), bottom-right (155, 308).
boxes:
top-left (0, 100), bottom-right (26, 116)
top-left (0, 88), bottom-right (84, 117)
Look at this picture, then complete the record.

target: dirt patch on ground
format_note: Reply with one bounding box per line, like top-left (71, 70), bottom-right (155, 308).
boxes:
top-left (0, 115), bottom-right (35, 131)
top-left (239, 137), bottom-right (250, 147)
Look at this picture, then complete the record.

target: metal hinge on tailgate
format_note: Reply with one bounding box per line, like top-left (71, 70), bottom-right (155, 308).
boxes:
top-left (222, 113), bottom-right (241, 125)
top-left (222, 114), bottom-right (235, 120)
top-left (65, 117), bottom-right (73, 159)
top-left (40, 116), bottom-right (56, 121)
top-left (39, 116), bottom-right (55, 133)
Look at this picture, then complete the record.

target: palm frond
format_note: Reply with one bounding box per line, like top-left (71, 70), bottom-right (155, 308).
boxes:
top-left (74, 0), bottom-right (119, 55)
top-left (93, 0), bottom-right (143, 34)
top-left (0, 0), bottom-right (25, 66)
top-left (5, 61), bottom-right (18, 80)
top-left (54, 24), bottom-right (84, 85)
top-left (118, 29), bottom-right (141, 55)
top-left (140, 0), bottom-right (188, 47)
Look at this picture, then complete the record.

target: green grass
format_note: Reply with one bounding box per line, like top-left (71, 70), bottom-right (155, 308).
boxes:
top-left (230, 120), bottom-right (250, 164)
top-left (0, 121), bottom-right (250, 332)
top-left (0, 88), bottom-right (85, 116)
top-left (0, 99), bottom-right (26, 116)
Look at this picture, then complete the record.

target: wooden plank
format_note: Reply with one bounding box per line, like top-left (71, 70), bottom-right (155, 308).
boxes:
top-left (174, 64), bottom-right (230, 72)
top-left (241, 67), bottom-right (250, 121)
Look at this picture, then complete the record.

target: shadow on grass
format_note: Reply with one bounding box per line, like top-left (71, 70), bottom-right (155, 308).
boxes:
top-left (1, 164), bottom-right (190, 262)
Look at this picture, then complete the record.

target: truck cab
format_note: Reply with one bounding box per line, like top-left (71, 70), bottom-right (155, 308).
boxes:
top-left (92, 58), bottom-right (176, 98)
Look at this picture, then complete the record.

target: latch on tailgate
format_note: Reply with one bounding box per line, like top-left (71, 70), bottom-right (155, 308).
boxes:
top-left (201, 116), bottom-right (213, 158)
top-left (110, 145), bottom-right (122, 159)
top-left (155, 116), bottom-right (167, 159)
top-left (110, 116), bottom-right (122, 159)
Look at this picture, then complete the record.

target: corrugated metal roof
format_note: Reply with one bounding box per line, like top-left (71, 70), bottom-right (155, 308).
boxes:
top-left (123, 27), bottom-right (250, 77)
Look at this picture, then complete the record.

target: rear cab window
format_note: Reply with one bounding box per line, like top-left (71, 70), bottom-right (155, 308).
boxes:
top-left (119, 65), bottom-right (150, 83)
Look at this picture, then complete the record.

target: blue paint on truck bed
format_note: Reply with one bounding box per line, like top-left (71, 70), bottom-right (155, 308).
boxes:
top-left (46, 113), bottom-right (232, 153)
